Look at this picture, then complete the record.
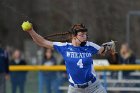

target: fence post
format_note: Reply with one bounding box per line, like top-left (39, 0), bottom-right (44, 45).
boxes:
top-left (103, 71), bottom-right (107, 90)
top-left (39, 71), bottom-right (43, 93)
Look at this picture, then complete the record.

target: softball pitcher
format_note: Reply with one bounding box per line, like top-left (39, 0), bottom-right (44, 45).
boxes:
top-left (21, 21), bottom-right (115, 93)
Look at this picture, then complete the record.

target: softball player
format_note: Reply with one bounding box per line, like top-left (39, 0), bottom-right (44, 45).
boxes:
top-left (21, 21), bottom-right (115, 93)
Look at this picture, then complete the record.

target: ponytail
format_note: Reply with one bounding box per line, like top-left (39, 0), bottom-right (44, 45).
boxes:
top-left (44, 31), bottom-right (72, 42)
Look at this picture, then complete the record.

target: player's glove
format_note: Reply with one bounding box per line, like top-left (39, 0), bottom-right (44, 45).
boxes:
top-left (21, 21), bottom-right (32, 31)
top-left (101, 40), bottom-right (116, 53)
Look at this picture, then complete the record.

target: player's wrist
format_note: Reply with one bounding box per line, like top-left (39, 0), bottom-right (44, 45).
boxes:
top-left (27, 28), bottom-right (33, 32)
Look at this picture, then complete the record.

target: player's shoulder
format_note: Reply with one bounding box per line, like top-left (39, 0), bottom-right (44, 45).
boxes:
top-left (86, 41), bottom-right (101, 49)
top-left (53, 42), bottom-right (71, 46)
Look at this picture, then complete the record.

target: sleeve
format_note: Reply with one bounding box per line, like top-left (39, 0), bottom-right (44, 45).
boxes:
top-left (4, 51), bottom-right (9, 74)
top-left (53, 42), bottom-right (67, 54)
top-left (88, 42), bottom-right (101, 54)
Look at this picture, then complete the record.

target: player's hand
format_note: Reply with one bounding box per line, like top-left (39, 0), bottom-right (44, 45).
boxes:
top-left (102, 40), bottom-right (116, 53)
top-left (5, 74), bottom-right (10, 80)
top-left (21, 21), bottom-right (32, 31)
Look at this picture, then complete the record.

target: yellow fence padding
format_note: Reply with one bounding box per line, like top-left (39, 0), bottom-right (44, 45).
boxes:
top-left (9, 65), bottom-right (140, 71)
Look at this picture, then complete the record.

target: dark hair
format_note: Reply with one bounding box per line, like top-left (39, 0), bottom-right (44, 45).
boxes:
top-left (69, 24), bottom-right (87, 36)
top-left (44, 24), bottom-right (88, 42)
top-left (44, 32), bottom-right (71, 42)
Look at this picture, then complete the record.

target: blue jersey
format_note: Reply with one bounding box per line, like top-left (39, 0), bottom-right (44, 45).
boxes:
top-left (53, 41), bottom-right (101, 84)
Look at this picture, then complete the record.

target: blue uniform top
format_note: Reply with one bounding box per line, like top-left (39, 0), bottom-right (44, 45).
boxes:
top-left (53, 41), bottom-right (101, 84)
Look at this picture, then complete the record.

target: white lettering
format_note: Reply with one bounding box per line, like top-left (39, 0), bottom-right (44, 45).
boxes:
top-left (67, 52), bottom-right (70, 57)
top-left (66, 52), bottom-right (92, 58)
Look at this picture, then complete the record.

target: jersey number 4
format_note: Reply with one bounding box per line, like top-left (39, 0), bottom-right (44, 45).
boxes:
top-left (77, 59), bottom-right (83, 68)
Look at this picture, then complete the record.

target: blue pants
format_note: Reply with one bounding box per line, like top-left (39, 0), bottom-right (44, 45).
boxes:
top-left (0, 73), bottom-right (6, 93)
top-left (42, 72), bottom-right (57, 93)
top-left (10, 72), bottom-right (26, 93)
top-left (11, 80), bottom-right (25, 93)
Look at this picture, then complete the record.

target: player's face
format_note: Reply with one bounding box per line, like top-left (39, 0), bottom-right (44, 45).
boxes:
top-left (76, 32), bottom-right (87, 42)
top-left (45, 49), bottom-right (53, 59)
